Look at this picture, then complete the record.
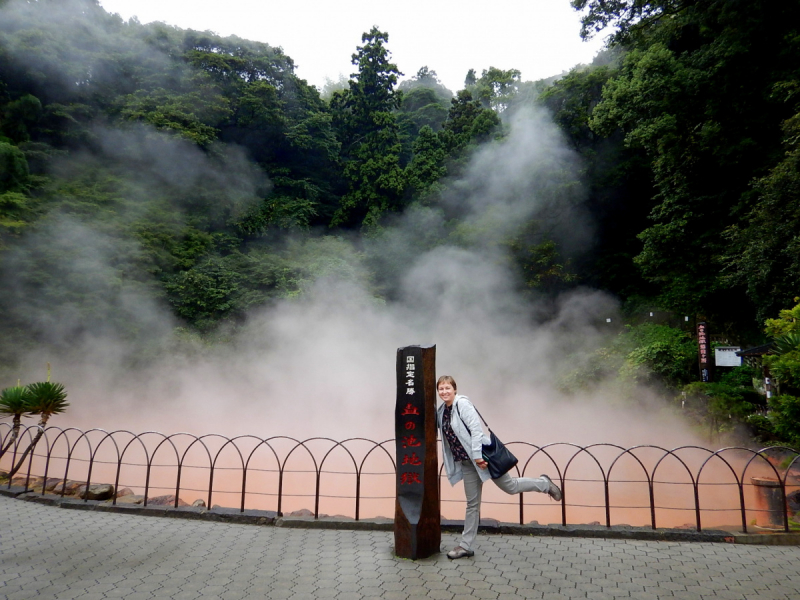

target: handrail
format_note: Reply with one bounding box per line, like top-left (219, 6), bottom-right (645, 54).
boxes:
top-left (1, 424), bottom-right (797, 530)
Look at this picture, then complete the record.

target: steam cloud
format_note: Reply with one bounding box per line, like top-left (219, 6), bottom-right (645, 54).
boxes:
top-left (0, 1), bottom-right (703, 449)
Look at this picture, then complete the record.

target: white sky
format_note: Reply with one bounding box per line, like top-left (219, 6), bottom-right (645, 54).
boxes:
top-left (99, 0), bottom-right (607, 93)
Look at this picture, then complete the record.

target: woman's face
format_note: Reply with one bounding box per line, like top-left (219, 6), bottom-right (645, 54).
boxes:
top-left (437, 381), bottom-right (456, 405)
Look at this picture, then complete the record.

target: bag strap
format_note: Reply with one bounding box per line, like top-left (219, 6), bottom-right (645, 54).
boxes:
top-left (454, 399), bottom-right (491, 432)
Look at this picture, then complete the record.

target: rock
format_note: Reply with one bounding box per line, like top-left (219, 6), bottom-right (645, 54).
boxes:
top-left (192, 499), bottom-right (206, 508)
top-left (115, 487), bottom-right (134, 498)
top-left (78, 484), bottom-right (115, 501)
top-left (289, 508), bottom-right (314, 517)
top-left (51, 480), bottom-right (84, 495)
top-left (11, 475), bottom-right (37, 487)
top-left (115, 494), bottom-right (144, 504)
top-left (788, 490), bottom-right (800, 514)
top-left (23, 477), bottom-right (65, 493)
top-left (146, 494), bottom-right (188, 507)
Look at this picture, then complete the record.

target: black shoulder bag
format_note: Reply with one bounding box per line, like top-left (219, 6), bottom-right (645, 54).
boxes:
top-left (455, 401), bottom-right (518, 479)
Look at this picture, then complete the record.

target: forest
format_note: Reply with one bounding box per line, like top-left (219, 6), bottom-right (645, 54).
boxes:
top-left (0, 0), bottom-right (798, 447)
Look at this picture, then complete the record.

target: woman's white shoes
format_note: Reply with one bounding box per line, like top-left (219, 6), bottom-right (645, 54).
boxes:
top-left (540, 474), bottom-right (563, 501)
top-left (447, 546), bottom-right (475, 559)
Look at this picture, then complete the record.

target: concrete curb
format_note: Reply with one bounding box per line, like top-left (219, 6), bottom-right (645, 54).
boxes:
top-left (6, 491), bottom-right (799, 545)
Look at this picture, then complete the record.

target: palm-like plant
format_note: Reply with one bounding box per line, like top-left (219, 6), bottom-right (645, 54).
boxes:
top-left (0, 385), bottom-right (34, 459)
top-left (25, 381), bottom-right (69, 426)
top-left (773, 333), bottom-right (800, 356)
top-left (6, 381), bottom-right (69, 478)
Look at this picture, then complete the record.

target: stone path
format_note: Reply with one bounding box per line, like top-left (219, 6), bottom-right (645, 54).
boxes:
top-left (1, 496), bottom-right (799, 600)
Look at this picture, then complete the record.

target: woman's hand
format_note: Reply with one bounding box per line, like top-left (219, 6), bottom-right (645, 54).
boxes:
top-left (476, 459), bottom-right (488, 469)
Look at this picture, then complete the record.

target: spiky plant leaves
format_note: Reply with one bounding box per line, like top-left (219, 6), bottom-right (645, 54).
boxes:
top-left (773, 333), bottom-right (800, 357)
top-left (0, 385), bottom-right (34, 459)
top-left (6, 382), bottom-right (68, 478)
top-left (25, 381), bottom-right (68, 424)
top-left (0, 385), bottom-right (33, 416)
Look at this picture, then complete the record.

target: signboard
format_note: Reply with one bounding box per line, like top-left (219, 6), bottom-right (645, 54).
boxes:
top-left (697, 322), bottom-right (712, 382)
top-left (715, 346), bottom-right (742, 367)
top-left (394, 345), bottom-right (440, 559)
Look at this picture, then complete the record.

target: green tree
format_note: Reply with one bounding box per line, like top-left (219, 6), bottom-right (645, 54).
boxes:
top-left (6, 380), bottom-right (68, 478)
top-left (724, 112), bottom-right (800, 321)
top-left (331, 27), bottom-right (406, 227)
top-left (682, 366), bottom-right (762, 441)
top-left (584, 0), bottom-right (800, 323)
top-left (0, 384), bottom-right (33, 459)
top-left (0, 141), bottom-right (29, 192)
top-left (764, 300), bottom-right (800, 395)
top-left (571, 0), bottom-right (692, 45)
top-left (439, 90), bottom-right (500, 156)
top-left (472, 67), bottom-right (521, 113)
top-left (559, 323), bottom-right (697, 393)
top-left (404, 125), bottom-right (447, 201)
top-left (537, 62), bottom-right (655, 300)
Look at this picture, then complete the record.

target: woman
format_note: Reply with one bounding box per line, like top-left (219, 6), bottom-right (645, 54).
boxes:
top-left (436, 375), bottom-right (562, 559)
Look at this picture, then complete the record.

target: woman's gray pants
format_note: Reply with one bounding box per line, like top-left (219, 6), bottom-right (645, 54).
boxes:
top-left (459, 460), bottom-right (551, 551)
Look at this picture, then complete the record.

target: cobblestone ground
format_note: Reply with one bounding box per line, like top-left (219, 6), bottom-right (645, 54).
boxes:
top-left (2, 496), bottom-right (799, 600)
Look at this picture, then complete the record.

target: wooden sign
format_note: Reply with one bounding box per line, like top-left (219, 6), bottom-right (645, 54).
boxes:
top-left (697, 322), bottom-right (712, 382)
top-left (394, 345), bottom-right (440, 559)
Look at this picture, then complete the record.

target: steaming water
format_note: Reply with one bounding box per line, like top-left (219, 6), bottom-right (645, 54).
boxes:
top-left (1, 0), bottom-right (712, 481)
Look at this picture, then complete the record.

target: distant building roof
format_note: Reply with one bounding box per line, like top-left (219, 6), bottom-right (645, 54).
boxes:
top-left (736, 343), bottom-right (774, 357)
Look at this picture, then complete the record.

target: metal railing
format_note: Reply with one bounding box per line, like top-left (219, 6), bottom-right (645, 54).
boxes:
top-left (2, 424), bottom-right (798, 533)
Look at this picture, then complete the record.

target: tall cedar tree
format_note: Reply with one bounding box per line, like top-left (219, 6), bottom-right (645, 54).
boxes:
top-left (330, 27), bottom-right (406, 227)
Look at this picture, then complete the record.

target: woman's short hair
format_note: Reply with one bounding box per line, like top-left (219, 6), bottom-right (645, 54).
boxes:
top-left (437, 375), bottom-right (457, 390)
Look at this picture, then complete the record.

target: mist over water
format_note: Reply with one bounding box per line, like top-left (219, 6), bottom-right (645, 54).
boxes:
top-left (0, 0), bottom-right (702, 447)
top-left (2, 107), bottom-right (703, 450)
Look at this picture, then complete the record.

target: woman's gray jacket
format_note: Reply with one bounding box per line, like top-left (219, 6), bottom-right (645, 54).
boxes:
top-left (437, 395), bottom-right (492, 485)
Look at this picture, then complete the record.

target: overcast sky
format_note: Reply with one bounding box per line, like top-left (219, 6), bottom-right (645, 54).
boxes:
top-left (99, 0), bottom-right (607, 93)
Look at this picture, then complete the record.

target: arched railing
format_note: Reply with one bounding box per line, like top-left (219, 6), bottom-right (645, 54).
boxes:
top-left (1, 424), bottom-right (797, 533)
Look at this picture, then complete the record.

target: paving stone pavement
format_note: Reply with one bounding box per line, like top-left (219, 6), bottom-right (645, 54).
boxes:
top-left (2, 496), bottom-right (800, 600)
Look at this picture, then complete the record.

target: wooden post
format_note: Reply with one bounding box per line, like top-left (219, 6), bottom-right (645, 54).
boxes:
top-left (394, 345), bottom-right (440, 559)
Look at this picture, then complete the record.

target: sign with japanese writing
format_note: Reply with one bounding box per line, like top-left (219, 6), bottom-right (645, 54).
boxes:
top-left (394, 345), bottom-right (440, 559)
top-left (697, 322), bottom-right (712, 382)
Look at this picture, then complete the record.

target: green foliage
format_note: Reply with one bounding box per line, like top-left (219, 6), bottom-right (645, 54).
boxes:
top-left (725, 113), bottom-right (800, 320)
top-left (331, 27), bottom-right (406, 227)
top-left (766, 394), bottom-right (800, 449)
top-left (404, 126), bottom-right (446, 202)
top-left (469, 67), bottom-right (521, 112)
top-left (164, 257), bottom-right (241, 330)
top-left (506, 228), bottom-right (577, 292)
top-left (763, 300), bottom-right (800, 394)
top-left (437, 89), bottom-right (501, 170)
top-left (1, 93), bottom-right (42, 143)
top-left (119, 86), bottom-right (229, 147)
top-left (681, 366), bottom-right (763, 436)
top-left (560, 323), bottom-right (697, 392)
top-left (25, 381), bottom-right (68, 421)
top-left (0, 190), bottom-right (32, 248)
top-left (571, 0), bottom-right (690, 45)
top-left (582, 0), bottom-right (800, 322)
top-left (0, 385), bottom-right (33, 417)
top-left (618, 323), bottom-right (697, 386)
top-left (0, 140), bottom-right (28, 192)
